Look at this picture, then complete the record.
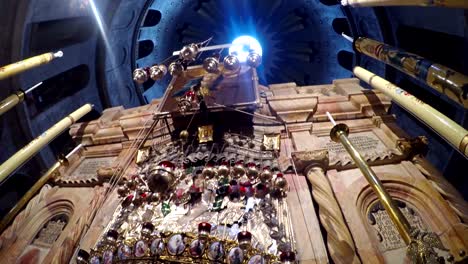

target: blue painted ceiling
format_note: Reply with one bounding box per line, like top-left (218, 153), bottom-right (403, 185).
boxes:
top-left (134, 0), bottom-right (359, 102)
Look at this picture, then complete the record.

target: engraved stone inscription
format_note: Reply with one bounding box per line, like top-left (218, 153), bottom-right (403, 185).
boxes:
top-left (369, 202), bottom-right (426, 251)
top-left (326, 135), bottom-right (379, 154)
top-left (69, 157), bottom-right (116, 180)
top-left (322, 132), bottom-right (389, 164)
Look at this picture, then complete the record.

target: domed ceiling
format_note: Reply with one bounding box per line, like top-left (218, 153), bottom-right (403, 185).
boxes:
top-left (132, 0), bottom-right (376, 102)
top-left (1, 0), bottom-right (466, 217)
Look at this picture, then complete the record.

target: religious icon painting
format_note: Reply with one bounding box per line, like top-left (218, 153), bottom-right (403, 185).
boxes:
top-left (150, 238), bottom-right (165, 255)
top-left (207, 241), bottom-right (225, 261)
top-left (117, 244), bottom-right (132, 260)
top-left (136, 146), bottom-right (151, 164)
top-left (102, 250), bottom-right (113, 264)
top-left (167, 234), bottom-right (186, 255)
top-left (198, 125), bottom-right (214, 143)
top-left (134, 240), bottom-right (148, 257)
top-left (263, 134), bottom-right (280, 151)
top-left (248, 255), bottom-right (266, 264)
top-left (189, 239), bottom-right (205, 257)
top-left (89, 255), bottom-right (100, 264)
top-left (227, 247), bottom-right (244, 264)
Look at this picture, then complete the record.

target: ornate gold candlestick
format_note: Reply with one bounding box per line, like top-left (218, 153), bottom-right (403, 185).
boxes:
top-left (0, 104), bottom-right (92, 183)
top-left (354, 37), bottom-right (468, 108)
top-left (326, 112), bottom-right (447, 263)
top-left (354, 67), bottom-right (468, 158)
top-left (0, 82), bottom-right (42, 116)
top-left (0, 51), bottom-right (63, 80)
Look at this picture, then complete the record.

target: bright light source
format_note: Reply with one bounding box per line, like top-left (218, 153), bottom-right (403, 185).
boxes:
top-left (229, 36), bottom-right (262, 63)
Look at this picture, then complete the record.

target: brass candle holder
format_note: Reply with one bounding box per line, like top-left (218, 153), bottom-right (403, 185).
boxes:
top-left (326, 112), bottom-right (449, 263)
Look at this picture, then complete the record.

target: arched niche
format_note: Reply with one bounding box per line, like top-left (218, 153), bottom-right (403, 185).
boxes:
top-left (16, 198), bottom-right (74, 264)
top-left (355, 175), bottom-right (466, 262)
top-left (0, 185), bottom-right (101, 263)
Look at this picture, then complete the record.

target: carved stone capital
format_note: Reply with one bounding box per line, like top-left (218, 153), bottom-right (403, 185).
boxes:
top-left (396, 136), bottom-right (428, 158)
top-left (291, 149), bottom-right (329, 174)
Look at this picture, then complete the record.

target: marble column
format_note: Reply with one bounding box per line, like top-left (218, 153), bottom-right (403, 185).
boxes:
top-left (292, 150), bottom-right (361, 264)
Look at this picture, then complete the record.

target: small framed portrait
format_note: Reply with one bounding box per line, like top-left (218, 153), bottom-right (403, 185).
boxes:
top-left (134, 240), bottom-right (149, 257)
top-left (167, 234), bottom-right (186, 255)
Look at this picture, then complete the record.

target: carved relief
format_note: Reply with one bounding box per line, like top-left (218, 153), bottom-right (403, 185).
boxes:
top-left (33, 214), bottom-right (69, 247)
top-left (291, 149), bottom-right (329, 172)
top-left (367, 201), bottom-right (427, 251)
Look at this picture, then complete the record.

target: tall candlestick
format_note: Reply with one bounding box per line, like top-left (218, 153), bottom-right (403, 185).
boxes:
top-left (0, 144), bottom-right (81, 234)
top-left (0, 82), bottom-right (42, 117)
top-left (328, 119), bottom-right (447, 262)
top-left (327, 119), bottom-right (412, 244)
top-left (354, 37), bottom-right (468, 108)
top-left (0, 104), bottom-right (92, 183)
top-left (0, 51), bottom-right (63, 80)
top-left (353, 66), bottom-right (468, 158)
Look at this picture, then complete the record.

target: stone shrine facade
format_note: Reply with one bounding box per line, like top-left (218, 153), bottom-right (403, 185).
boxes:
top-left (0, 77), bottom-right (466, 264)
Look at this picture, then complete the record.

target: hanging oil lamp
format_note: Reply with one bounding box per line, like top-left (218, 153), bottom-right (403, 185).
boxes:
top-left (76, 249), bottom-right (90, 264)
top-left (273, 173), bottom-right (288, 190)
top-left (203, 56), bottom-right (220, 73)
top-left (254, 182), bottom-right (269, 198)
top-left (133, 68), bottom-right (149, 84)
top-left (198, 222), bottom-right (212, 239)
top-left (232, 161), bottom-right (246, 178)
top-left (217, 161), bottom-right (230, 178)
top-left (260, 166), bottom-right (273, 182)
top-left (141, 222), bottom-right (154, 238)
top-left (147, 161), bottom-right (176, 193)
top-left (122, 194), bottom-right (134, 208)
top-left (202, 163), bottom-right (216, 179)
top-left (246, 162), bottom-right (259, 180)
top-left (280, 251), bottom-right (296, 264)
top-left (237, 231), bottom-right (252, 250)
top-left (149, 64), bottom-right (167, 80)
top-left (246, 52), bottom-right (262, 68)
top-left (102, 230), bottom-right (119, 263)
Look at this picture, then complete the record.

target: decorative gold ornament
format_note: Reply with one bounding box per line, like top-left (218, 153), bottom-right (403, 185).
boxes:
top-left (180, 44), bottom-right (199, 61)
top-left (149, 64), bottom-right (167, 80)
top-left (203, 57), bottom-right (220, 73)
top-left (263, 134), bottom-right (281, 151)
top-left (407, 229), bottom-right (447, 264)
top-left (179, 130), bottom-right (189, 142)
top-left (136, 146), bottom-right (151, 164)
top-left (198, 125), bottom-right (214, 143)
top-left (133, 68), bottom-right (148, 84)
top-left (169, 61), bottom-right (184, 76)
